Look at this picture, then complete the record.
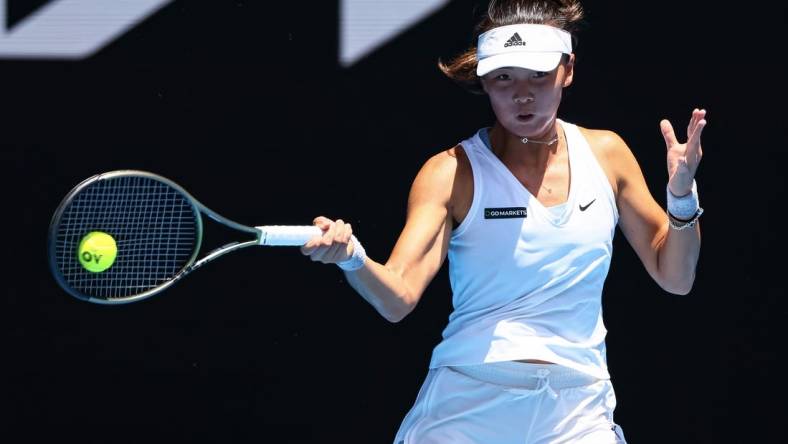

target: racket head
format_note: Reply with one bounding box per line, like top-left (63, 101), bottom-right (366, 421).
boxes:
top-left (48, 170), bottom-right (203, 304)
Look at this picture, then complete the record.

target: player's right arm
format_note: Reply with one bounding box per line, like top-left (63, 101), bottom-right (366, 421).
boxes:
top-left (301, 150), bottom-right (457, 323)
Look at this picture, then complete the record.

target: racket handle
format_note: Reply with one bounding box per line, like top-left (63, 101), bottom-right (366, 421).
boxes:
top-left (256, 225), bottom-right (323, 246)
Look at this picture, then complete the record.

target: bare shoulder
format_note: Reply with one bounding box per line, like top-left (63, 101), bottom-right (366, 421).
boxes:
top-left (422, 146), bottom-right (460, 176)
top-left (446, 145), bottom-right (473, 217)
top-left (577, 126), bottom-right (631, 160)
top-left (416, 144), bottom-right (472, 186)
top-left (410, 145), bottom-right (472, 223)
top-left (445, 144), bottom-right (472, 186)
top-left (576, 126), bottom-right (639, 195)
top-left (409, 146), bottom-right (461, 206)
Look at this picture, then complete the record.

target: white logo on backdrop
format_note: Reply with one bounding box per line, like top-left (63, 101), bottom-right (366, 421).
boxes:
top-left (0, 0), bottom-right (173, 58)
top-left (339, 0), bottom-right (448, 67)
top-left (0, 0), bottom-right (448, 65)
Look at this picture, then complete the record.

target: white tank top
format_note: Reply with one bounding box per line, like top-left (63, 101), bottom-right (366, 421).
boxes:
top-left (428, 120), bottom-right (619, 380)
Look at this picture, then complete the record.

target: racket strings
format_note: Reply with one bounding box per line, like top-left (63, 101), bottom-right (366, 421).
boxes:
top-left (54, 176), bottom-right (199, 299)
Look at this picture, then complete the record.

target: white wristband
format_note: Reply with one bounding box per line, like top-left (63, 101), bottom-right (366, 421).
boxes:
top-left (667, 180), bottom-right (699, 220)
top-left (337, 235), bottom-right (367, 271)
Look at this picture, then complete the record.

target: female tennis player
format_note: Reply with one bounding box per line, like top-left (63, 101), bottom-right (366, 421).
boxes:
top-left (302, 0), bottom-right (705, 442)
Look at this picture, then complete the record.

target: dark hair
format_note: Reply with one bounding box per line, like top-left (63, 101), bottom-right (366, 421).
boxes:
top-left (439, 0), bottom-right (585, 94)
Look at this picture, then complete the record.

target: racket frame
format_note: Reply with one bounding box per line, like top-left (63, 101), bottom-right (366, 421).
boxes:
top-left (48, 170), bottom-right (264, 305)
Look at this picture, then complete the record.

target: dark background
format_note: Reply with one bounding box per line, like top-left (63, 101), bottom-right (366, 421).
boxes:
top-left (4, 1), bottom-right (785, 443)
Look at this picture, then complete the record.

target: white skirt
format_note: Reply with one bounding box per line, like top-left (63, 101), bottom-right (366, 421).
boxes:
top-left (393, 361), bottom-right (627, 444)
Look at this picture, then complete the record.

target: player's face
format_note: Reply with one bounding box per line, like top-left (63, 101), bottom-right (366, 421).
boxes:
top-left (480, 56), bottom-right (574, 139)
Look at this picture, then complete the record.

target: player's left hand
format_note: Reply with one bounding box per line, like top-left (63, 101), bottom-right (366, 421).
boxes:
top-left (660, 108), bottom-right (707, 196)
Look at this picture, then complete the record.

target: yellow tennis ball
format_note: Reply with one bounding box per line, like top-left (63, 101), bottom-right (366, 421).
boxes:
top-left (77, 231), bottom-right (117, 273)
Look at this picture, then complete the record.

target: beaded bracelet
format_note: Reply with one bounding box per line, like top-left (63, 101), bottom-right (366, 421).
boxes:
top-left (669, 207), bottom-right (704, 230)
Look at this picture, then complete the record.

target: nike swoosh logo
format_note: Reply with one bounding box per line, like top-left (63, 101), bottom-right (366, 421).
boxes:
top-left (579, 198), bottom-right (596, 211)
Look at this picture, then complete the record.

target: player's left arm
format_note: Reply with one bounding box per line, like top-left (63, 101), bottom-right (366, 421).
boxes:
top-left (605, 109), bottom-right (707, 295)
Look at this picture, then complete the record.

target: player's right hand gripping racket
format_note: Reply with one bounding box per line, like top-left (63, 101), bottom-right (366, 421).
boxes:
top-left (48, 170), bottom-right (323, 304)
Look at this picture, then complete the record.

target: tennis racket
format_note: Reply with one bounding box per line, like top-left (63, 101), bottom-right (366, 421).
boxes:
top-left (48, 170), bottom-right (322, 304)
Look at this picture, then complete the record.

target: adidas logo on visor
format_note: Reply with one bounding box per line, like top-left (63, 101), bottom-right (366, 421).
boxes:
top-left (504, 32), bottom-right (525, 48)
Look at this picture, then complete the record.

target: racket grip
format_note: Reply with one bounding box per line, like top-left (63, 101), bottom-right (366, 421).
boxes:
top-left (256, 225), bottom-right (323, 246)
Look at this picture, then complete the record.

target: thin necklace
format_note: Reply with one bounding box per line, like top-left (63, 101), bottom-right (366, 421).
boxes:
top-left (521, 135), bottom-right (558, 145)
top-left (526, 128), bottom-right (564, 193)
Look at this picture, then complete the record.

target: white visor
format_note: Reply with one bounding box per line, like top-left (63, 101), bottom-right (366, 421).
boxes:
top-left (476, 24), bottom-right (572, 76)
